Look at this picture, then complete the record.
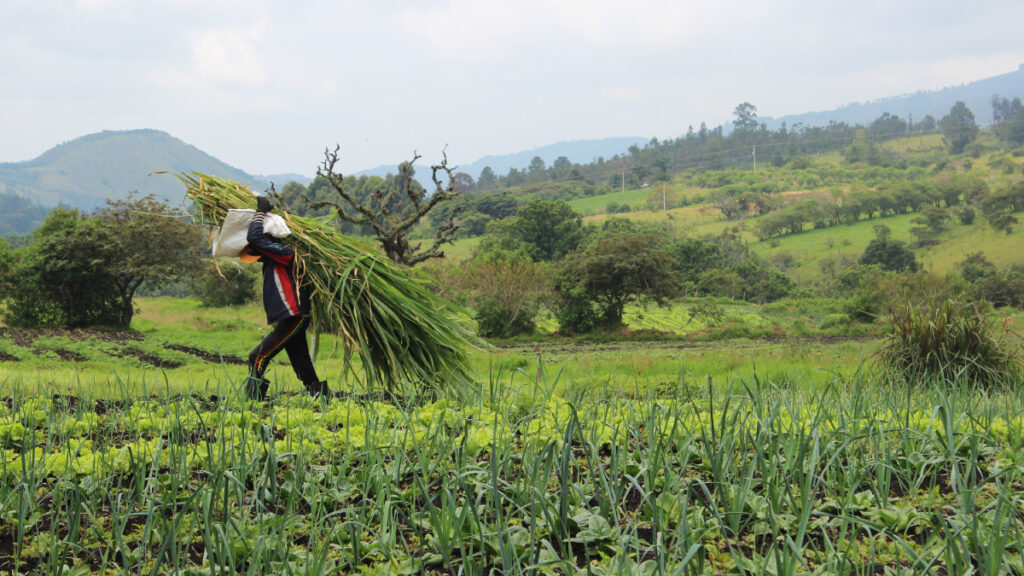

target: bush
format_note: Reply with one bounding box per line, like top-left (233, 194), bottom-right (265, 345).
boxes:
top-left (687, 300), bottom-right (725, 327)
top-left (553, 287), bottom-right (602, 334)
top-left (475, 299), bottom-right (536, 338)
top-left (878, 296), bottom-right (1021, 386)
top-left (818, 313), bottom-right (851, 330)
top-left (860, 238), bottom-right (919, 273)
top-left (191, 260), bottom-right (258, 307)
top-left (974, 269), bottom-right (1024, 308)
top-left (7, 220), bottom-right (124, 328)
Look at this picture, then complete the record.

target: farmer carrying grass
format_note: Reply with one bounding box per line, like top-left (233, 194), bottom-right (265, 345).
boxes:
top-left (243, 195), bottom-right (329, 400)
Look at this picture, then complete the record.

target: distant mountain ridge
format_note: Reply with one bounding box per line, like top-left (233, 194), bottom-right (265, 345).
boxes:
top-left (2, 65), bottom-right (1024, 223)
top-left (354, 137), bottom-right (649, 183)
top-left (763, 64), bottom-right (1024, 130)
top-left (0, 129), bottom-right (263, 211)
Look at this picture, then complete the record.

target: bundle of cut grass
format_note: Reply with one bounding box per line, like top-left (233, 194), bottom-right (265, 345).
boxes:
top-left (179, 172), bottom-right (479, 392)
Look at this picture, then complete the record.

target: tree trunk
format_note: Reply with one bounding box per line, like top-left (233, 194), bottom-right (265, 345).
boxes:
top-left (118, 278), bottom-right (140, 328)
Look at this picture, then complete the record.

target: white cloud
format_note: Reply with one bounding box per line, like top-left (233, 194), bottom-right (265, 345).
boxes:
top-left (188, 20), bottom-right (270, 87)
top-left (3, 1), bottom-right (1024, 175)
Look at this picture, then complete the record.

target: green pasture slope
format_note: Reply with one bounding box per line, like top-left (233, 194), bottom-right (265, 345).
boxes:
top-left (3, 297), bottom-right (1024, 573)
top-left (445, 135), bottom-right (1024, 289)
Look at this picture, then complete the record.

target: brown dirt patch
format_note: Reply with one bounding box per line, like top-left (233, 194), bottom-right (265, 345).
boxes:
top-left (112, 347), bottom-right (184, 369)
top-left (0, 326), bottom-right (142, 348)
top-left (48, 348), bottom-right (88, 362)
top-left (0, 351), bottom-right (18, 362)
top-left (165, 344), bottom-right (246, 365)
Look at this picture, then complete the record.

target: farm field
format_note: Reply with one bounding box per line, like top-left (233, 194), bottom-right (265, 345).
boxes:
top-left (3, 298), bottom-right (1024, 573)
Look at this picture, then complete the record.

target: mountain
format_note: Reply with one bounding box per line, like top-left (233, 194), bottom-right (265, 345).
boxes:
top-left (0, 129), bottom-right (262, 210)
top-left (263, 173), bottom-right (313, 186)
top-left (355, 137), bottom-right (649, 183)
top-left (763, 64), bottom-right (1024, 130)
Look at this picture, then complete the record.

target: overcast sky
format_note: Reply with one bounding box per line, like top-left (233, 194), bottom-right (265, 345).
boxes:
top-left (2, 1), bottom-right (1023, 176)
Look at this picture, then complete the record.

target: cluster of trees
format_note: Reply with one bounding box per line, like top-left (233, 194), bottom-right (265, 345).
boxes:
top-left (0, 192), bottom-right (50, 238)
top-left (991, 95), bottom-right (1024, 145)
top-left (472, 103), bottom-right (957, 195)
top-left (0, 196), bottom-right (206, 328)
top-left (756, 175), bottom-right (1024, 241)
top-left (954, 252), bottom-right (1024, 308)
top-left (430, 198), bottom-right (795, 337)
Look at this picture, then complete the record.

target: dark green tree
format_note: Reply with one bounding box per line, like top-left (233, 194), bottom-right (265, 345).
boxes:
top-left (97, 194), bottom-right (205, 326)
top-left (497, 199), bottom-right (583, 262)
top-left (0, 236), bottom-right (14, 296)
top-left (554, 233), bottom-right (679, 332)
top-left (940, 101), bottom-right (979, 154)
top-left (733, 102), bottom-right (758, 131)
top-left (7, 197), bottom-right (203, 328)
top-left (867, 112), bottom-right (908, 138)
top-left (7, 216), bottom-right (123, 328)
top-left (477, 166), bottom-right (497, 189)
top-left (528, 156), bottom-right (547, 178)
top-left (860, 238), bottom-right (919, 273)
top-left (1004, 107), bottom-right (1024, 145)
top-left (909, 205), bottom-right (949, 246)
top-left (958, 252), bottom-right (996, 284)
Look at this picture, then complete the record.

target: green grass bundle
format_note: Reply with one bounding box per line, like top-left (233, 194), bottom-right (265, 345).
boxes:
top-left (179, 172), bottom-right (479, 392)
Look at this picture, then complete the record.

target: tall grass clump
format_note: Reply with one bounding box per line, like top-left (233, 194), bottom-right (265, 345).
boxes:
top-left (878, 294), bottom-right (1022, 386)
top-left (178, 172), bottom-right (481, 393)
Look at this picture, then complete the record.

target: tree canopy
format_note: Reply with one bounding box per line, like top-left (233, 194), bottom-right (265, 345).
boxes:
top-left (940, 101), bottom-right (979, 154)
top-left (5, 196), bottom-right (202, 329)
top-left (554, 233), bottom-right (679, 332)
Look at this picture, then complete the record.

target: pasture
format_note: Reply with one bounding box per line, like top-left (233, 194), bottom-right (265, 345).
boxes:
top-left (2, 297), bottom-right (1024, 574)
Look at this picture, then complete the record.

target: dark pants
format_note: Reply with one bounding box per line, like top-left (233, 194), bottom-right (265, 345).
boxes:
top-left (248, 315), bottom-right (319, 385)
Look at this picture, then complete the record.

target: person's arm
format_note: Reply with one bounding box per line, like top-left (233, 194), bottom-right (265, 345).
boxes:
top-left (247, 197), bottom-right (293, 264)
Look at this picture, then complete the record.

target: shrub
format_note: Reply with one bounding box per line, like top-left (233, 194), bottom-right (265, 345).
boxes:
top-left (7, 220), bottom-right (124, 328)
top-left (191, 260), bottom-right (258, 307)
top-left (974, 268), bottom-right (1024, 308)
top-left (475, 299), bottom-right (536, 338)
top-left (818, 313), bottom-right (851, 330)
top-left (860, 238), bottom-right (919, 273)
top-left (878, 296), bottom-right (1021, 386)
top-left (687, 300), bottom-right (726, 327)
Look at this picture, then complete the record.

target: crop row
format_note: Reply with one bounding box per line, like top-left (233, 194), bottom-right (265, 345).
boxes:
top-left (2, 377), bottom-right (1024, 574)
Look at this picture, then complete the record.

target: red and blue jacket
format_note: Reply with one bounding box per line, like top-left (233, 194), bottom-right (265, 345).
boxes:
top-left (247, 212), bottom-right (311, 325)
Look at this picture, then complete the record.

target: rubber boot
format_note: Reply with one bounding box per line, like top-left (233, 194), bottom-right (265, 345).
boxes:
top-left (245, 376), bottom-right (270, 401)
top-left (304, 380), bottom-right (330, 398)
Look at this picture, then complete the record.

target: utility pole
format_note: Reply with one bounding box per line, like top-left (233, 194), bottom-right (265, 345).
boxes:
top-left (752, 145), bottom-right (757, 173)
top-left (621, 170), bottom-right (625, 193)
top-left (662, 182), bottom-right (667, 211)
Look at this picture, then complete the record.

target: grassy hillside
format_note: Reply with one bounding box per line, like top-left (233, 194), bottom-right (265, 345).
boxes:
top-left (443, 135), bottom-right (1024, 292)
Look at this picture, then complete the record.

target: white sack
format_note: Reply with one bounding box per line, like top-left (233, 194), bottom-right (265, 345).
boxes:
top-left (263, 212), bottom-right (292, 239)
top-left (212, 209), bottom-right (292, 258)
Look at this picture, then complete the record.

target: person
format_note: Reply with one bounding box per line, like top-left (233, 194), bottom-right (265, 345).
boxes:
top-left (243, 195), bottom-right (328, 400)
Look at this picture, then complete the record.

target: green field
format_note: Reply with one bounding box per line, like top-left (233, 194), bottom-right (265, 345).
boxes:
top-left (3, 298), bottom-right (1024, 574)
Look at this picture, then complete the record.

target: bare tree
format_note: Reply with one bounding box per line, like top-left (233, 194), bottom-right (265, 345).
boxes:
top-left (311, 146), bottom-right (461, 265)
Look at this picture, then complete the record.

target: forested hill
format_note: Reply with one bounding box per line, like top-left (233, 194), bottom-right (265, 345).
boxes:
top-left (353, 137), bottom-right (649, 184)
top-left (764, 64), bottom-right (1024, 130)
top-left (0, 129), bottom-right (261, 211)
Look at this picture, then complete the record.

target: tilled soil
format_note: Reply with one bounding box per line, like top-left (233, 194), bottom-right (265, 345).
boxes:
top-left (166, 343), bottom-right (246, 365)
top-left (0, 326), bottom-right (243, 368)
